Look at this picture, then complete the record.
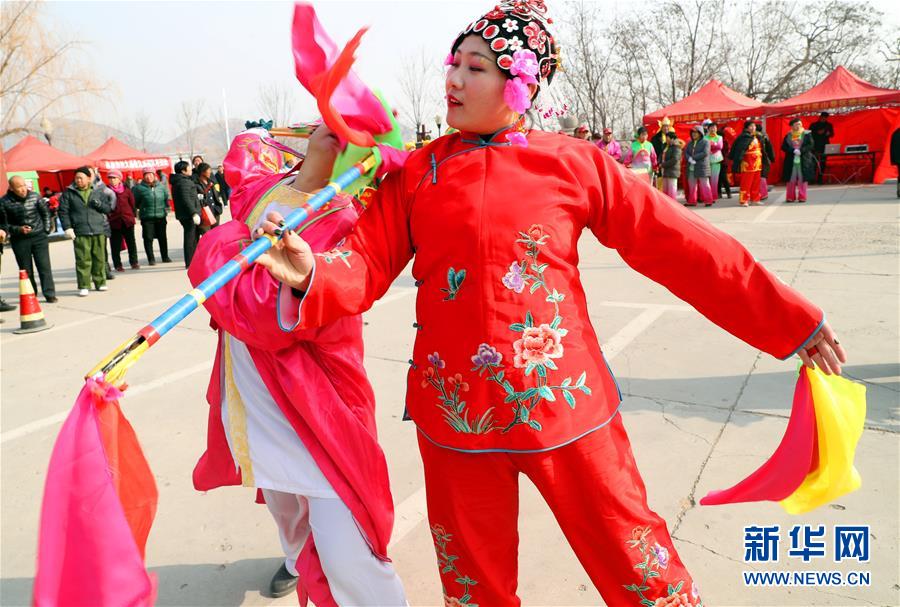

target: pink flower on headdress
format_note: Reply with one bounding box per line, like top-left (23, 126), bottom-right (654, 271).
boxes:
top-left (504, 77), bottom-right (532, 114)
top-left (509, 49), bottom-right (539, 84)
top-left (444, 53), bottom-right (454, 66)
top-left (508, 36), bottom-right (524, 51)
top-left (506, 131), bottom-right (528, 147)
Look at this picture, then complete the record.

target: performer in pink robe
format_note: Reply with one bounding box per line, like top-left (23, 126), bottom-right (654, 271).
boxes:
top-left (187, 128), bottom-right (406, 605)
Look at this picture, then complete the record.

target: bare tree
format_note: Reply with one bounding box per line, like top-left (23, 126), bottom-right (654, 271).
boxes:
top-left (397, 47), bottom-right (438, 133)
top-left (0, 1), bottom-right (105, 139)
top-left (176, 99), bottom-right (206, 158)
top-left (559, 0), bottom-right (621, 133)
top-left (257, 82), bottom-right (296, 126)
top-left (132, 110), bottom-right (157, 152)
top-left (557, 0), bottom-right (896, 136)
top-left (727, 0), bottom-right (891, 102)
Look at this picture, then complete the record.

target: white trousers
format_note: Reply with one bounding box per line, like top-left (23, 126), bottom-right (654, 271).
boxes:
top-left (262, 489), bottom-right (407, 606)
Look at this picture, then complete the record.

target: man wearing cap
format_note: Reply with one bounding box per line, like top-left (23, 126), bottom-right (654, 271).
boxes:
top-left (573, 124), bottom-right (590, 140)
top-left (59, 166), bottom-right (114, 296)
top-left (133, 167), bottom-right (172, 266)
top-left (1, 176), bottom-right (58, 302)
top-left (597, 128), bottom-right (622, 162)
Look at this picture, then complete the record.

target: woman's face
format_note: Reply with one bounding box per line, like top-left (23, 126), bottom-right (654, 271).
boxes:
top-left (638, 132), bottom-right (647, 142)
top-left (708, 124), bottom-right (717, 135)
top-left (445, 35), bottom-right (526, 134)
top-left (109, 176), bottom-right (120, 187)
top-left (792, 121), bottom-right (803, 132)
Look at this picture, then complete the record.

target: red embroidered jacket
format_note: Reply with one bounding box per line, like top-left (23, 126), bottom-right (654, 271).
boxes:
top-left (280, 128), bottom-right (823, 452)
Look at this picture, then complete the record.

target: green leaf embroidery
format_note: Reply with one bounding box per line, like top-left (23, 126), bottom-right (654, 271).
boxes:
top-left (528, 419), bottom-right (542, 430)
top-left (538, 385), bottom-right (555, 401)
top-left (509, 323), bottom-right (526, 332)
top-left (525, 311), bottom-right (534, 327)
top-left (562, 389), bottom-right (576, 408)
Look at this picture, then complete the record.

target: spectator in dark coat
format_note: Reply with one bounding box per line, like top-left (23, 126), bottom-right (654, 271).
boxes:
top-left (890, 127), bottom-right (900, 199)
top-left (132, 167), bottom-right (172, 266)
top-left (659, 130), bottom-right (683, 201)
top-left (684, 125), bottom-right (713, 206)
top-left (810, 111), bottom-right (835, 184)
top-left (215, 164), bottom-right (231, 205)
top-left (106, 170), bottom-right (140, 270)
top-left (59, 166), bottom-right (114, 295)
top-left (1, 176), bottom-right (57, 301)
top-left (171, 160), bottom-right (203, 268)
top-left (194, 162), bottom-right (224, 234)
top-left (756, 123), bottom-right (776, 201)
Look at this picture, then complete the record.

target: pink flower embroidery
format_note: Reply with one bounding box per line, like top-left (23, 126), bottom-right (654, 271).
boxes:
top-left (506, 131), bottom-right (528, 147)
top-left (513, 324), bottom-right (564, 368)
top-left (504, 77), bottom-right (532, 114)
top-left (444, 53), bottom-right (454, 66)
top-left (509, 49), bottom-right (539, 84)
top-left (502, 261), bottom-right (526, 293)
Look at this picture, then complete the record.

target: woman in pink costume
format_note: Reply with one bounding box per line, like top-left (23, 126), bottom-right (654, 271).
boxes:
top-left (187, 128), bottom-right (407, 606)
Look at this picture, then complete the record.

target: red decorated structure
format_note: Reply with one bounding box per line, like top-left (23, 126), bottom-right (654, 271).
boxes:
top-left (764, 66), bottom-right (900, 184)
top-left (3, 136), bottom-right (95, 194)
top-left (86, 138), bottom-right (171, 182)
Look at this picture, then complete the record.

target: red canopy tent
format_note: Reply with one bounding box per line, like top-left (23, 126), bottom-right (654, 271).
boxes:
top-left (643, 80), bottom-right (767, 144)
top-left (643, 80), bottom-right (767, 189)
top-left (644, 79), bottom-right (766, 125)
top-left (4, 136), bottom-right (95, 193)
top-left (764, 66), bottom-right (900, 184)
top-left (86, 137), bottom-right (171, 183)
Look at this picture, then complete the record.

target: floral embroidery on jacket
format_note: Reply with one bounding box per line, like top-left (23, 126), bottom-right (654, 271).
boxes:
top-left (316, 247), bottom-right (352, 267)
top-left (491, 224), bottom-right (591, 432)
top-left (431, 524), bottom-right (480, 607)
top-left (624, 525), bottom-right (703, 607)
top-left (422, 353), bottom-right (496, 434)
top-left (442, 267), bottom-right (467, 301)
top-left (423, 224), bottom-right (591, 434)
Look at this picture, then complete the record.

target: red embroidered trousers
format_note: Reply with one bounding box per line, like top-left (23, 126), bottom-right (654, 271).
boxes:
top-left (419, 414), bottom-right (702, 607)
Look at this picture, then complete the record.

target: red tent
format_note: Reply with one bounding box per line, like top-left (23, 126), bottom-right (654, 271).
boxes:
top-left (86, 137), bottom-right (171, 182)
top-left (644, 80), bottom-right (766, 126)
top-left (642, 81), bottom-right (767, 190)
top-left (4, 135), bottom-right (95, 192)
top-left (764, 67), bottom-right (900, 184)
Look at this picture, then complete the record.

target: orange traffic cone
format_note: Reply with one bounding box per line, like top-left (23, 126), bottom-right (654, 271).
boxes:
top-left (13, 269), bottom-right (52, 334)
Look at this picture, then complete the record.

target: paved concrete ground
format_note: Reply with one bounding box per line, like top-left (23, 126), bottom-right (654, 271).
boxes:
top-left (1, 183), bottom-right (897, 607)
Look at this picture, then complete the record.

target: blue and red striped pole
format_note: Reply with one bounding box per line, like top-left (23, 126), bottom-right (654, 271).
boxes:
top-left (87, 154), bottom-right (377, 379)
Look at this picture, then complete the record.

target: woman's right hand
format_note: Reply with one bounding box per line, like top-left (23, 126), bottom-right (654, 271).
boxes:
top-left (254, 211), bottom-right (315, 291)
top-left (291, 124), bottom-right (342, 193)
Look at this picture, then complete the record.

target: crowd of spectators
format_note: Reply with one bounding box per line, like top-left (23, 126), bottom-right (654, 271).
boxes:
top-left (0, 157), bottom-right (230, 308)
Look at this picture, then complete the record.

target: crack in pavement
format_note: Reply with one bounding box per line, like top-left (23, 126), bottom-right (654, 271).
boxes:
top-left (647, 398), bottom-right (712, 445)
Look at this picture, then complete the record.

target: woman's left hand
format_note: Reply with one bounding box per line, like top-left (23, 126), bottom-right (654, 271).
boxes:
top-left (798, 321), bottom-right (847, 375)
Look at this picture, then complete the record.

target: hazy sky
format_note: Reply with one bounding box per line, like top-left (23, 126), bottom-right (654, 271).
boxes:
top-left (46, 0), bottom-right (490, 140)
top-left (44, 0), bottom-right (900, 142)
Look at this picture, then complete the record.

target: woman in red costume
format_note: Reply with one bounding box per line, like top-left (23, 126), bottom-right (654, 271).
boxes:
top-left (257, 2), bottom-right (846, 605)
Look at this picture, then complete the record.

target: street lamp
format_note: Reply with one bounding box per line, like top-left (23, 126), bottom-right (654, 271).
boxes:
top-left (435, 114), bottom-right (443, 138)
top-left (40, 116), bottom-right (53, 145)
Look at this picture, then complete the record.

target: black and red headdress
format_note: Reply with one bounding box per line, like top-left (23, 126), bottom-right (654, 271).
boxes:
top-left (451, 0), bottom-right (560, 85)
